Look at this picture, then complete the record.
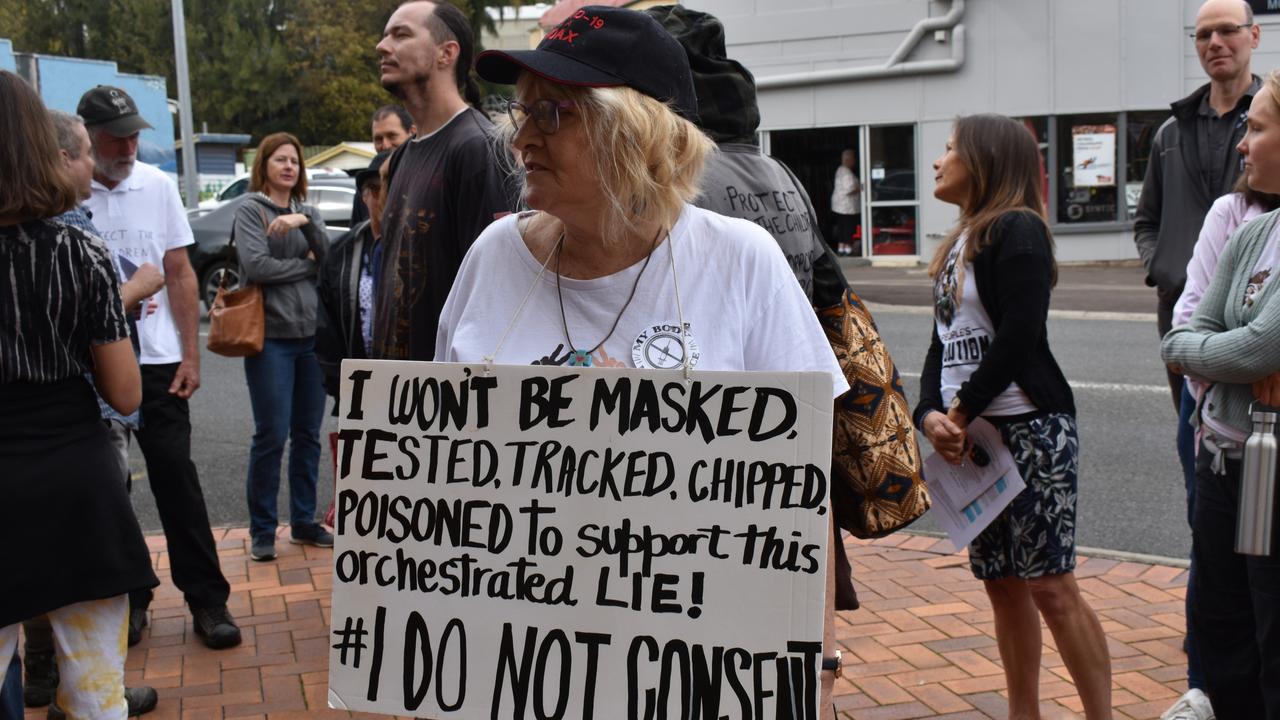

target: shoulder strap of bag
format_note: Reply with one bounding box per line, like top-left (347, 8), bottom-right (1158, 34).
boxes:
top-left (223, 204), bottom-right (271, 291)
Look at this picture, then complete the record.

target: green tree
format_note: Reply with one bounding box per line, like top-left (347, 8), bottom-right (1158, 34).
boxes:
top-left (0, 0), bottom-right (521, 145)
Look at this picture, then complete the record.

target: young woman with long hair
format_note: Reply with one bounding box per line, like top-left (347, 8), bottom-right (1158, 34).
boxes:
top-left (914, 114), bottom-right (1113, 719)
top-left (0, 69), bottom-right (158, 718)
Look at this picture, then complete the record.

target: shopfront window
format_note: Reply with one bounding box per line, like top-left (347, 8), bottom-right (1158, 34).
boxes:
top-left (868, 125), bottom-right (916, 202)
top-left (1126, 111), bottom-right (1169, 219)
top-left (769, 125), bottom-right (860, 253)
top-left (865, 124), bottom-right (918, 256)
top-left (1056, 113), bottom-right (1119, 224)
top-left (1019, 117), bottom-right (1050, 207)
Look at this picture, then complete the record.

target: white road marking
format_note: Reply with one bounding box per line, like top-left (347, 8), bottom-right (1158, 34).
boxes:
top-left (897, 371), bottom-right (1167, 395)
top-left (866, 302), bottom-right (1155, 322)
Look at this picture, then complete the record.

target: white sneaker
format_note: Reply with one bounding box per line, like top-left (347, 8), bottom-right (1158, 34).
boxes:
top-left (1160, 689), bottom-right (1214, 720)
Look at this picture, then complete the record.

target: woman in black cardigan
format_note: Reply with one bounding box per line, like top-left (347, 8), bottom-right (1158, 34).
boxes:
top-left (916, 114), bottom-right (1112, 719)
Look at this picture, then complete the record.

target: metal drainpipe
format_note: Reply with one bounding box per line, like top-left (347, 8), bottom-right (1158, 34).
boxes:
top-left (756, 0), bottom-right (966, 90)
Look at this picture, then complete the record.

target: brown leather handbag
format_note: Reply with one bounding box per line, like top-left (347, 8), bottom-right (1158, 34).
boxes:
top-left (206, 207), bottom-right (266, 357)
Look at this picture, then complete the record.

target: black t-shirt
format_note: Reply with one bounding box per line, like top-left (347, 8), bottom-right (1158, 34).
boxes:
top-left (0, 218), bottom-right (130, 384)
top-left (372, 108), bottom-right (516, 360)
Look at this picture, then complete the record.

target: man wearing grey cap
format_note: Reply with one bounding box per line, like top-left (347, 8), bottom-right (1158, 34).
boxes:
top-left (78, 85), bottom-right (241, 651)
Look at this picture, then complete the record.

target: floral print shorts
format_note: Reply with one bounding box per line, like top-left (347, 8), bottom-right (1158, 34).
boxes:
top-left (968, 413), bottom-right (1079, 581)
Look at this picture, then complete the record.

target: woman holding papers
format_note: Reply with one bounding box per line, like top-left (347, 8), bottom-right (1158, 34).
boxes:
top-left (913, 114), bottom-right (1112, 719)
top-left (434, 7), bottom-right (848, 716)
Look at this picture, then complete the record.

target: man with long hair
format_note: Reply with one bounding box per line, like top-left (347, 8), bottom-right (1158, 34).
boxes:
top-left (371, 1), bottom-right (516, 361)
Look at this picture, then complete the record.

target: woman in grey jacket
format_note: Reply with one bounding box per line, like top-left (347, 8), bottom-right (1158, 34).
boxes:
top-left (1161, 70), bottom-right (1280, 719)
top-left (233, 132), bottom-right (332, 562)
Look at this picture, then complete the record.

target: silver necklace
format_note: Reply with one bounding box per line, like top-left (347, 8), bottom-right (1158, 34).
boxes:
top-left (555, 226), bottom-right (662, 367)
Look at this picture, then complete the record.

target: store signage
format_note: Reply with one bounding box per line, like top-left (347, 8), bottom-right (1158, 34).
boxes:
top-left (1071, 125), bottom-right (1117, 188)
top-left (1248, 1), bottom-right (1280, 14)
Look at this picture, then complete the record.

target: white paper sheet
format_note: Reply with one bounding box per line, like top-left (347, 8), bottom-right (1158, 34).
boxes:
top-left (923, 418), bottom-right (1026, 552)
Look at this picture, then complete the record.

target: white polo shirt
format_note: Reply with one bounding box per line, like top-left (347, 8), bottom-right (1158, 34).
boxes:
top-left (85, 162), bottom-right (194, 365)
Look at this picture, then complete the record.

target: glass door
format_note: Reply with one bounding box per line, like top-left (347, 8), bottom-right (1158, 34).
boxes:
top-left (862, 124), bottom-right (919, 257)
top-left (766, 125), bottom-right (861, 256)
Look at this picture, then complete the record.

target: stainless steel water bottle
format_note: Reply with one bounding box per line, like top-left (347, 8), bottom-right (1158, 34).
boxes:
top-left (1236, 409), bottom-right (1278, 556)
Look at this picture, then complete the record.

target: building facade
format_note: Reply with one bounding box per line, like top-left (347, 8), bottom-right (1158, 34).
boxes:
top-left (681, 0), bottom-right (1280, 263)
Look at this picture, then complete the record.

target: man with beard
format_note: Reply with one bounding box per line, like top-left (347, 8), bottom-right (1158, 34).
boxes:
top-left (372, 1), bottom-right (516, 361)
top-left (78, 86), bottom-right (240, 652)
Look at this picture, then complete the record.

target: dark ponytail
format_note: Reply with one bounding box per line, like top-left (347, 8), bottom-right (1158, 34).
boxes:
top-left (428, 2), bottom-right (483, 107)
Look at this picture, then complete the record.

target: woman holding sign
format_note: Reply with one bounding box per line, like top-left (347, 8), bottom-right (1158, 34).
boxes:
top-left (435, 6), bottom-right (848, 717)
top-left (913, 115), bottom-right (1112, 718)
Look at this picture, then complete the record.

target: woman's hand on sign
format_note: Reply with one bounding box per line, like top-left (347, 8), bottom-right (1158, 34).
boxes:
top-left (924, 410), bottom-right (966, 464)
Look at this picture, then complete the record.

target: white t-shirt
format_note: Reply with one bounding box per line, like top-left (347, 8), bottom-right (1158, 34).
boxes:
top-left (85, 162), bottom-right (195, 364)
top-left (435, 205), bottom-right (849, 399)
top-left (830, 166), bottom-right (860, 215)
top-left (933, 235), bottom-right (1037, 416)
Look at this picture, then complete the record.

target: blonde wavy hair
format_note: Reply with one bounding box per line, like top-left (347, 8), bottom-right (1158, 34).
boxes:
top-left (496, 74), bottom-right (716, 246)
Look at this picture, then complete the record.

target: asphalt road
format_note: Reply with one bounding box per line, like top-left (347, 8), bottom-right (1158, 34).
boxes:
top-left (124, 261), bottom-right (1192, 561)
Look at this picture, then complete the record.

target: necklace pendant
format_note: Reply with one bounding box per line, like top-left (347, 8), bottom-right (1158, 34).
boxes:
top-left (568, 349), bottom-right (593, 367)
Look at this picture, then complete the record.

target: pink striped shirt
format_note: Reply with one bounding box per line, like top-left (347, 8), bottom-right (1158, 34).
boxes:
top-left (1174, 193), bottom-right (1265, 326)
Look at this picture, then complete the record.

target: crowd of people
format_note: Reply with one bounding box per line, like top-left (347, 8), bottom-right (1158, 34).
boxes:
top-left (1, 0), bottom-right (1278, 718)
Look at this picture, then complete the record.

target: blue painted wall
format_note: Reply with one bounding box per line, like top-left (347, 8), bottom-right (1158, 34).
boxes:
top-left (0, 39), bottom-right (15, 71)
top-left (0, 39), bottom-right (176, 170)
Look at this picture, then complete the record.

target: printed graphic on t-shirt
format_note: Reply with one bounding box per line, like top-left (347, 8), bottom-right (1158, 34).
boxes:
top-left (939, 325), bottom-right (991, 369)
top-left (524, 323), bottom-right (701, 370)
top-left (632, 322), bottom-right (700, 370)
top-left (1244, 268), bottom-right (1270, 307)
top-left (530, 343), bottom-right (628, 368)
top-left (712, 184), bottom-right (818, 295)
top-left (934, 242), bottom-right (962, 326)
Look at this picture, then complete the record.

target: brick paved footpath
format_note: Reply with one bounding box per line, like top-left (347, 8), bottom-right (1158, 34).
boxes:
top-left (23, 529), bottom-right (1192, 720)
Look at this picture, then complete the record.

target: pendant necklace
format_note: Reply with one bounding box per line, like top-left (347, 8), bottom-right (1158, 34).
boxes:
top-left (556, 226), bottom-right (663, 367)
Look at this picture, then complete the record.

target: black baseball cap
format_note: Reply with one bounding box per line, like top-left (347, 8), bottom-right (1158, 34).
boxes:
top-left (76, 85), bottom-right (153, 136)
top-left (475, 5), bottom-right (698, 122)
top-left (355, 151), bottom-right (390, 193)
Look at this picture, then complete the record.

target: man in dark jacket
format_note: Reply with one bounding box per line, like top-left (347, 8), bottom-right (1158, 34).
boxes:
top-left (318, 152), bottom-right (388, 402)
top-left (1134, 0), bottom-right (1259, 410)
top-left (1132, 3), bottom-right (1260, 718)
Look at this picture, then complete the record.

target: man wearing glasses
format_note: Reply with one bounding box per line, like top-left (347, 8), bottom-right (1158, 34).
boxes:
top-left (371, 1), bottom-right (516, 361)
top-left (1132, 2), bottom-right (1259, 720)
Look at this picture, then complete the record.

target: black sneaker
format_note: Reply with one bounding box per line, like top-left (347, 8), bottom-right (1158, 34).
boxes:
top-left (126, 686), bottom-right (158, 715)
top-left (127, 607), bottom-right (147, 647)
top-left (290, 524), bottom-right (334, 548)
top-left (23, 648), bottom-right (57, 707)
top-left (250, 537), bottom-right (276, 562)
top-left (191, 605), bottom-right (242, 649)
top-left (47, 686), bottom-right (157, 719)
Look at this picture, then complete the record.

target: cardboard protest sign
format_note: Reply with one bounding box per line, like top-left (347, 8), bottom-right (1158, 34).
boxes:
top-left (327, 360), bottom-right (834, 719)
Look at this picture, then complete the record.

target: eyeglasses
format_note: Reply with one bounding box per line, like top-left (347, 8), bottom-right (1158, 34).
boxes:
top-left (506, 98), bottom-right (573, 135)
top-left (1191, 23), bottom-right (1252, 44)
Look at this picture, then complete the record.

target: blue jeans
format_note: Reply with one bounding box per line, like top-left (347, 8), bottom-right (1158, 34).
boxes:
top-left (1176, 383), bottom-right (1205, 691)
top-left (0, 652), bottom-right (20, 720)
top-left (244, 337), bottom-right (327, 543)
